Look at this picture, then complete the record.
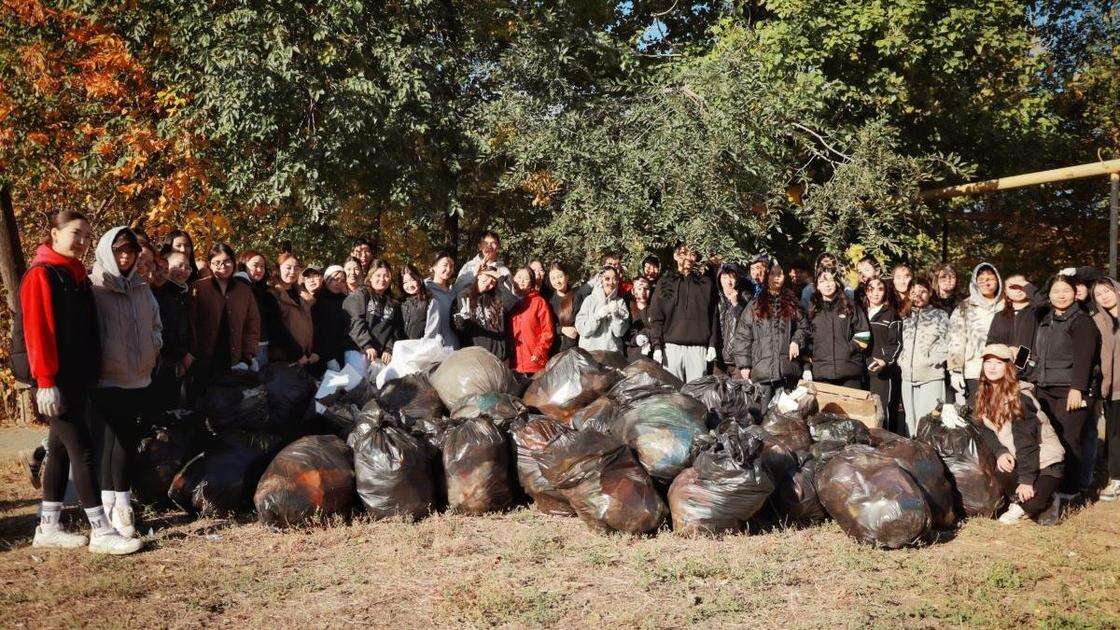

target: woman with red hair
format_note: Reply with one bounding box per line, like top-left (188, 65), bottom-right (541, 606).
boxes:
top-left (972, 343), bottom-right (1065, 525)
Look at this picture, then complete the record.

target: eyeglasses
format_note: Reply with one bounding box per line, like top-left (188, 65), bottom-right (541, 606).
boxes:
top-left (210, 259), bottom-right (233, 268)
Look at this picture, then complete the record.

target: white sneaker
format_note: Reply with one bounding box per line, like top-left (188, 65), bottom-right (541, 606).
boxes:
top-left (88, 530), bottom-right (142, 555)
top-left (998, 503), bottom-right (1027, 525)
top-left (32, 526), bottom-right (88, 549)
top-left (111, 504), bottom-right (137, 538)
top-left (1100, 479), bottom-right (1120, 502)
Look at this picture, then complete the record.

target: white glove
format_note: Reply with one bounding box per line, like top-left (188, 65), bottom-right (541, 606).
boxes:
top-left (653, 348), bottom-right (664, 364)
top-left (596, 303), bottom-right (613, 320)
top-left (1059, 267), bottom-right (1076, 276)
top-left (941, 404), bottom-right (967, 429)
top-left (801, 369), bottom-right (813, 382)
top-left (615, 302), bottom-right (629, 318)
top-left (232, 362), bottom-right (249, 371)
top-left (36, 386), bottom-right (63, 418)
top-left (950, 371), bottom-right (965, 393)
top-left (250, 357), bottom-right (260, 372)
top-left (634, 333), bottom-right (649, 348)
top-left (705, 346), bottom-right (717, 362)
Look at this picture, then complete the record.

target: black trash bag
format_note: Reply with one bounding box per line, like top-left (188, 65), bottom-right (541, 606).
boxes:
top-left (667, 426), bottom-right (775, 536)
top-left (760, 412), bottom-right (813, 452)
top-left (131, 410), bottom-right (204, 508)
top-left (614, 393), bottom-right (709, 480)
top-left (262, 363), bottom-right (317, 436)
top-left (430, 347), bottom-right (518, 408)
top-left (756, 428), bottom-right (800, 482)
top-left (621, 356), bottom-right (683, 388)
top-left (916, 409), bottom-right (1007, 517)
top-left (873, 435), bottom-right (957, 530)
top-left (768, 451), bottom-right (829, 525)
top-left (168, 430), bottom-right (286, 516)
top-left (808, 412), bottom-right (872, 445)
top-left (539, 429), bottom-right (667, 534)
top-left (253, 435), bottom-right (355, 527)
top-left (761, 388), bottom-right (819, 422)
top-left (606, 371), bottom-right (678, 408)
top-left (378, 372), bottom-right (446, 423)
top-left (450, 392), bottom-right (528, 427)
top-left (588, 349), bottom-right (630, 371)
top-left (681, 375), bottom-right (763, 425)
top-left (441, 417), bottom-right (515, 514)
top-left (809, 439), bottom-right (849, 468)
top-left (318, 380), bottom-right (379, 433)
top-left (567, 396), bottom-right (618, 433)
top-left (348, 417), bottom-right (437, 520)
top-left (196, 369), bottom-right (269, 432)
top-left (816, 444), bottom-right (932, 548)
top-left (511, 417), bottom-right (577, 516)
top-left (523, 348), bottom-right (621, 420)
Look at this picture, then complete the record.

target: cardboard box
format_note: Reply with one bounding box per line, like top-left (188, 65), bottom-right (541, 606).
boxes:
top-left (797, 380), bottom-right (884, 429)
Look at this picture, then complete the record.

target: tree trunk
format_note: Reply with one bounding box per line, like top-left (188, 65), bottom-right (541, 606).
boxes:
top-left (0, 184), bottom-right (37, 425)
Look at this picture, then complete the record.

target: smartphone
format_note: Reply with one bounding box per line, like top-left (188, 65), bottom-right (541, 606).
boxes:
top-left (1014, 345), bottom-right (1030, 371)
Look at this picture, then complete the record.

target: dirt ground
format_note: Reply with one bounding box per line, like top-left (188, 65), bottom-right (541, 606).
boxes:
top-left (0, 459), bottom-right (1117, 629)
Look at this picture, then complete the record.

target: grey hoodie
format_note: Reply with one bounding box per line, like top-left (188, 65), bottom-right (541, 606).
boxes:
top-left (574, 283), bottom-right (630, 353)
top-left (90, 227), bottom-right (162, 389)
top-left (948, 262), bottom-right (1003, 380)
top-left (424, 278), bottom-right (460, 349)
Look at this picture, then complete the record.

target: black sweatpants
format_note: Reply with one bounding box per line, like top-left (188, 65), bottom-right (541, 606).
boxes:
top-left (90, 386), bottom-right (151, 493)
top-left (1035, 386), bottom-right (1089, 493)
top-left (869, 366), bottom-right (900, 433)
top-left (1017, 466), bottom-right (1063, 517)
top-left (1106, 399), bottom-right (1120, 479)
top-left (41, 387), bottom-right (100, 510)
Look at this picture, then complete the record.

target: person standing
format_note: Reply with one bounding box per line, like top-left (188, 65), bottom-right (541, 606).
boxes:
top-left (863, 277), bottom-right (902, 432)
top-left (424, 251), bottom-right (460, 349)
top-left (1091, 278), bottom-right (1120, 500)
top-left (575, 266), bottom-right (629, 354)
top-left (732, 263), bottom-right (809, 408)
top-left (986, 273), bottom-right (1044, 380)
top-left (930, 262), bottom-right (961, 315)
top-left (1032, 274), bottom-right (1099, 498)
top-left (88, 227), bottom-right (162, 539)
top-left (343, 256), bottom-right (364, 294)
top-left (455, 231), bottom-right (511, 291)
top-left (452, 264), bottom-right (520, 360)
top-left (948, 262), bottom-right (1004, 401)
top-left (343, 259), bottom-right (403, 373)
top-left (15, 211), bottom-right (141, 554)
top-left (509, 267), bottom-right (555, 376)
top-left (189, 244), bottom-right (261, 395)
top-left (625, 276), bottom-right (654, 361)
top-left (271, 252), bottom-right (317, 367)
top-left (310, 265), bottom-right (352, 375)
top-left (807, 269), bottom-right (870, 388)
top-left (300, 267), bottom-right (322, 303)
top-left (399, 263), bottom-right (431, 341)
top-left (971, 344), bottom-right (1065, 525)
top-left (715, 264), bottom-right (747, 375)
top-left (350, 238), bottom-right (375, 273)
top-left (546, 262), bottom-right (582, 354)
top-left (800, 252), bottom-right (848, 311)
top-left (151, 249), bottom-right (194, 409)
top-left (899, 278), bottom-right (950, 436)
top-left (648, 243), bottom-right (719, 383)
top-left (239, 250), bottom-right (285, 369)
top-left (162, 229), bottom-right (201, 284)
top-left (890, 263), bottom-right (913, 309)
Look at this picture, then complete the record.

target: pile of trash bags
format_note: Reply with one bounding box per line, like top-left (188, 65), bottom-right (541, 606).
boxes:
top-left (134, 346), bottom-right (1011, 549)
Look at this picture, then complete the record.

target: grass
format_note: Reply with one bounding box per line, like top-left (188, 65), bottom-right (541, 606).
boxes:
top-left (1, 461), bottom-right (1118, 628)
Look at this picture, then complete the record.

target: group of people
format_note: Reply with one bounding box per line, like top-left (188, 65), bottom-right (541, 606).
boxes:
top-left (14, 211), bottom-right (1120, 555)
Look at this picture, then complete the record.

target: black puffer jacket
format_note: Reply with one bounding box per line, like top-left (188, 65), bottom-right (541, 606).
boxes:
top-left (401, 294), bottom-right (429, 340)
top-left (648, 271), bottom-right (719, 349)
top-left (153, 281), bottom-right (192, 364)
top-left (716, 293), bottom-right (747, 365)
top-left (1033, 307), bottom-right (1099, 391)
top-left (732, 290), bottom-right (809, 383)
top-left (343, 288), bottom-right (403, 355)
top-left (808, 298), bottom-right (870, 380)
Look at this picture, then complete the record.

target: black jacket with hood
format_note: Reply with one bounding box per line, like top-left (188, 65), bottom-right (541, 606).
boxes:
top-left (648, 270), bottom-right (719, 349)
top-left (731, 290), bottom-right (809, 383)
top-left (808, 296), bottom-right (870, 380)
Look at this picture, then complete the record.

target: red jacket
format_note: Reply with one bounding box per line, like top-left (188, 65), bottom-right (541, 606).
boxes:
top-left (509, 291), bottom-right (555, 373)
top-left (21, 244), bottom-right (91, 388)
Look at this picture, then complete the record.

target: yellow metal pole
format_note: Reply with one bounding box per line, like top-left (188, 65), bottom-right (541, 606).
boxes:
top-left (921, 159), bottom-right (1120, 201)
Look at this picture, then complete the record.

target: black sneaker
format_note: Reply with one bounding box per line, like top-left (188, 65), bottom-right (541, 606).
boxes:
top-left (1036, 493), bottom-right (1062, 526)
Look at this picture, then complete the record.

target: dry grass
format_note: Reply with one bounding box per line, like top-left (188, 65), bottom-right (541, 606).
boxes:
top-left (1, 460), bottom-right (1118, 629)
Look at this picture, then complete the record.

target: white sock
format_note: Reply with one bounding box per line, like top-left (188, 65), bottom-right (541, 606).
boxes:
top-left (101, 490), bottom-right (115, 515)
top-left (84, 506), bottom-right (114, 535)
top-left (40, 501), bottom-right (63, 531)
top-left (115, 490), bottom-right (132, 509)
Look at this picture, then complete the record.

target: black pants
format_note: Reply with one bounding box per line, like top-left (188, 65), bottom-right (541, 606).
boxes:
top-left (42, 387), bottom-right (100, 510)
top-left (1035, 386), bottom-right (1089, 493)
top-left (90, 387), bottom-right (151, 493)
top-left (1016, 467), bottom-right (1062, 517)
top-left (868, 366), bottom-right (900, 433)
top-left (1106, 399), bottom-right (1120, 479)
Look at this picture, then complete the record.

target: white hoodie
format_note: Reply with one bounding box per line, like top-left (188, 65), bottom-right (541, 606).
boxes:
top-left (948, 262), bottom-right (1004, 380)
top-left (574, 284), bottom-right (630, 353)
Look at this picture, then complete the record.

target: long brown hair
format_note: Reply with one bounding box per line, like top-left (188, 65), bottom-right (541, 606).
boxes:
top-left (973, 358), bottom-right (1024, 431)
